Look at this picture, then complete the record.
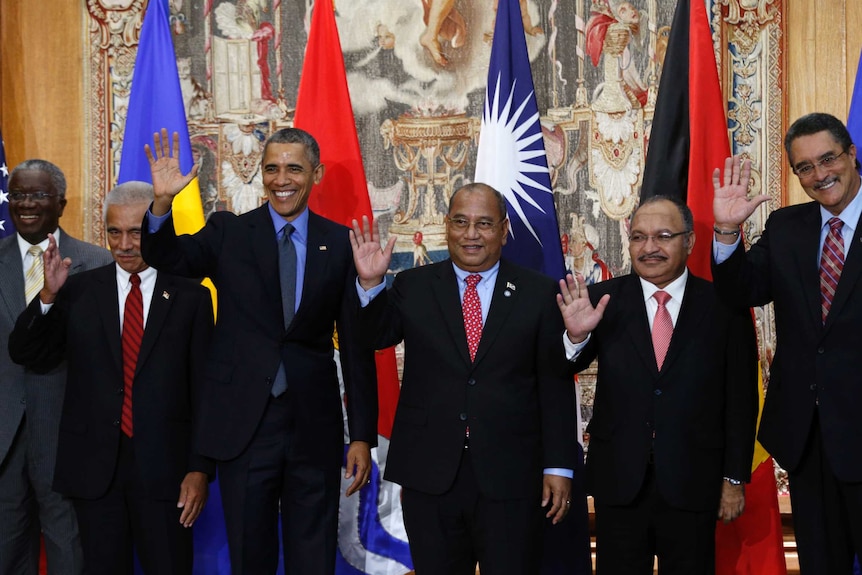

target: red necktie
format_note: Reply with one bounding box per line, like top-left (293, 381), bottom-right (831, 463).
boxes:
top-left (820, 217), bottom-right (845, 323)
top-left (651, 290), bottom-right (673, 370)
top-left (121, 273), bottom-right (143, 437)
top-left (462, 274), bottom-right (483, 361)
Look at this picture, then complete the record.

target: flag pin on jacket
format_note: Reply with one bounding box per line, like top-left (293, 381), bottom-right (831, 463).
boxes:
top-left (162, 291), bottom-right (170, 300)
top-left (504, 281), bottom-right (516, 297)
top-left (319, 245), bottom-right (328, 251)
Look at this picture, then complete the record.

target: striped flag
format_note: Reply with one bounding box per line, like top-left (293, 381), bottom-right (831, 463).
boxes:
top-left (640, 1), bottom-right (785, 573)
top-left (475, 1), bottom-right (590, 573)
top-left (294, 2), bottom-right (411, 573)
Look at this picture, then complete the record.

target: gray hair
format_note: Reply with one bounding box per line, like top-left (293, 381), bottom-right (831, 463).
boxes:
top-left (263, 128), bottom-right (320, 167)
top-left (103, 181), bottom-right (153, 223)
top-left (10, 159), bottom-right (67, 197)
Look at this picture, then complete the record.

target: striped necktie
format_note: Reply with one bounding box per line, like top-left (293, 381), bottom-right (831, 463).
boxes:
top-left (819, 217), bottom-right (845, 323)
top-left (24, 245), bottom-right (44, 305)
top-left (121, 273), bottom-right (143, 437)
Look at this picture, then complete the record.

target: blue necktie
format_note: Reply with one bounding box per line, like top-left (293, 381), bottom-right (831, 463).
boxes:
top-left (273, 224), bottom-right (296, 398)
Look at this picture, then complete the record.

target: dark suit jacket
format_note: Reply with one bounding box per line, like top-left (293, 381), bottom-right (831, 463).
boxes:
top-left (141, 205), bottom-right (377, 468)
top-left (571, 273), bottom-right (758, 512)
top-left (8, 264), bottom-right (214, 500)
top-left (360, 258), bottom-right (576, 500)
top-left (713, 203), bottom-right (862, 481)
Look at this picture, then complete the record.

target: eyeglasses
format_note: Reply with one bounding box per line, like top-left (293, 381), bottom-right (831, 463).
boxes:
top-left (793, 151), bottom-right (847, 179)
top-left (8, 191), bottom-right (58, 203)
top-left (446, 217), bottom-right (505, 233)
top-left (629, 231), bottom-right (690, 244)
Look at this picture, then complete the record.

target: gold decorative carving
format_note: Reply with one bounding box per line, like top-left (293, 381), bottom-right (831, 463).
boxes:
top-left (720, 0), bottom-right (779, 55)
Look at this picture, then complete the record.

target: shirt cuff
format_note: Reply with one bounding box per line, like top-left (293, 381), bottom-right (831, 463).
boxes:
top-left (356, 278), bottom-right (386, 307)
top-left (563, 331), bottom-right (591, 361)
top-left (147, 208), bottom-right (172, 233)
top-left (544, 468), bottom-right (574, 479)
top-left (39, 301), bottom-right (53, 315)
top-left (712, 235), bottom-right (741, 265)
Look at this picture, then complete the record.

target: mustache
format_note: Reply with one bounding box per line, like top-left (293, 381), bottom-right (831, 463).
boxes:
top-left (813, 177), bottom-right (837, 190)
top-left (637, 253), bottom-right (667, 262)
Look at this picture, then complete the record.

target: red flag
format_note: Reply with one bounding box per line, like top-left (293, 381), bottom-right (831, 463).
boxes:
top-left (293, 0), bottom-right (401, 458)
top-left (641, 1), bottom-right (785, 572)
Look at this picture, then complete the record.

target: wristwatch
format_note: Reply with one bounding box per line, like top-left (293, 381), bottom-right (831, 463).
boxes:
top-left (723, 477), bottom-right (743, 486)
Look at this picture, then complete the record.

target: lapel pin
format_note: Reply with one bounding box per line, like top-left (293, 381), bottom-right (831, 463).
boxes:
top-left (319, 245), bottom-right (328, 251)
top-left (162, 291), bottom-right (170, 300)
top-left (504, 290), bottom-right (512, 297)
top-left (506, 281), bottom-right (516, 291)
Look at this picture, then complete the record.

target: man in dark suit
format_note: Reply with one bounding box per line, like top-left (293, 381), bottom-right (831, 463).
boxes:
top-left (559, 196), bottom-right (758, 574)
top-left (0, 159), bottom-right (113, 574)
top-left (140, 128), bottom-right (377, 574)
top-left (712, 112), bottom-right (862, 573)
top-left (8, 182), bottom-right (214, 574)
top-left (350, 183), bottom-right (577, 575)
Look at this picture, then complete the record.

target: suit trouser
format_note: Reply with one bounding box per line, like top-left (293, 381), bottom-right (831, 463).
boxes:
top-left (0, 415), bottom-right (82, 575)
top-left (593, 464), bottom-right (716, 575)
top-left (218, 391), bottom-right (340, 575)
top-left (72, 434), bottom-right (193, 575)
top-left (789, 411), bottom-right (862, 575)
top-left (401, 448), bottom-right (544, 575)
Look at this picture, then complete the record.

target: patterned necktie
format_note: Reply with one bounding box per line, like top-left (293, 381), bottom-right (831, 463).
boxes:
top-left (462, 274), bottom-right (483, 361)
top-left (651, 290), bottom-right (673, 370)
top-left (24, 245), bottom-right (44, 305)
top-left (121, 273), bottom-right (143, 437)
top-left (279, 223), bottom-right (297, 330)
top-left (820, 217), bottom-right (845, 323)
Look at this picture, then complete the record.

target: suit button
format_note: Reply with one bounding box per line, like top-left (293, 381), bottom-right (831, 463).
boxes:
top-left (809, 384), bottom-right (817, 391)
top-left (459, 413), bottom-right (468, 421)
top-left (265, 377), bottom-right (272, 385)
top-left (112, 420), bottom-right (120, 427)
top-left (467, 378), bottom-right (476, 386)
top-left (817, 347), bottom-right (825, 354)
top-left (116, 388), bottom-right (123, 395)
top-left (20, 398), bottom-right (25, 404)
top-left (654, 389), bottom-right (662, 396)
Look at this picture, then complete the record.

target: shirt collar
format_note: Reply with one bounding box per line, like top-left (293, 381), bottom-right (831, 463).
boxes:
top-left (268, 203), bottom-right (309, 243)
top-left (17, 228), bottom-right (60, 260)
top-left (639, 268), bottom-right (688, 304)
top-left (820, 179), bottom-right (862, 230)
top-left (452, 260), bottom-right (501, 285)
top-left (115, 263), bottom-right (156, 287)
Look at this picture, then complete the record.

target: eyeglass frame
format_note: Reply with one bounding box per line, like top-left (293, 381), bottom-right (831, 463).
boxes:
top-left (792, 150), bottom-right (847, 180)
top-left (628, 230), bottom-right (691, 244)
top-left (7, 191), bottom-right (60, 203)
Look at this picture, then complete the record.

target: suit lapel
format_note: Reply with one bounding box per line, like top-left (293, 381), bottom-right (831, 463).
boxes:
top-left (136, 272), bottom-right (174, 373)
top-left (94, 265), bottom-right (123, 373)
top-left (659, 275), bottom-right (709, 376)
top-left (292, 212), bottom-right (330, 331)
top-left (250, 206), bottom-right (282, 312)
top-left (823, 208), bottom-right (862, 333)
top-left (432, 261), bottom-right (472, 368)
top-left (791, 206), bottom-right (824, 331)
top-left (472, 261), bottom-right (517, 367)
top-left (0, 237), bottom-right (24, 323)
top-left (620, 275), bottom-right (659, 376)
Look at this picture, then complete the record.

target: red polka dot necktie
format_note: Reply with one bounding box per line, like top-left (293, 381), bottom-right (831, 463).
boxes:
top-left (121, 273), bottom-right (143, 437)
top-left (820, 217), bottom-right (845, 324)
top-left (651, 290), bottom-right (673, 370)
top-left (462, 274), bottom-right (483, 362)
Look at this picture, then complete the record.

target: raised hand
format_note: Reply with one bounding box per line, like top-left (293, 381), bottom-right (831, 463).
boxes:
top-left (144, 128), bottom-right (199, 216)
top-left (39, 233), bottom-right (72, 304)
top-left (557, 273), bottom-right (609, 344)
top-left (713, 156), bottom-right (770, 232)
top-left (349, 216), bottom-right (396, 290)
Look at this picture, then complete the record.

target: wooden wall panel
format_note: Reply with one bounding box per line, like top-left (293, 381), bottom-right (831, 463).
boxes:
top-left (0, 0), bottom-right (88, 240)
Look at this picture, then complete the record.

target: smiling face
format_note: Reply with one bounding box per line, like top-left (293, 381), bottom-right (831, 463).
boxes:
top-left (790, 131), bottom-right (861, 216)
top-left (8, 169), bottom-right (67, 245)
top-left (629, 199), bottom-right (694, 288)
top-left (106, 202), bottom-right (150, 274)
top-left (445, 185), bottom-right (509, 273)
top-left (261, 142), bottom-right (324, 222)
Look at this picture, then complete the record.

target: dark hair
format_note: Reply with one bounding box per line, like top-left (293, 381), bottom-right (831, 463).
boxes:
top-left (263, 128), bottom-right (320, 167)
top-left (448, 183), bottom-right (508, 221)
top-left (10, 159), bottom-right (67, 197)
top-left (785, 113), bottom-right (862, 171)
top-left (635, 195), bottom-right (694, 233)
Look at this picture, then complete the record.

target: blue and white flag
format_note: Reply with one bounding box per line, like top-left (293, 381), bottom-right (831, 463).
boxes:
top-left (0, 129), bottom-right (13, 239)
top-left (474, 0), bottom-right (564, 280)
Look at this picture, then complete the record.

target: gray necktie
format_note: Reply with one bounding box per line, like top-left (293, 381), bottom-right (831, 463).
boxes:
top-left (273, 224), bottom-right (296, 398)
top-left (279, 223), bottom-right (297, 329)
